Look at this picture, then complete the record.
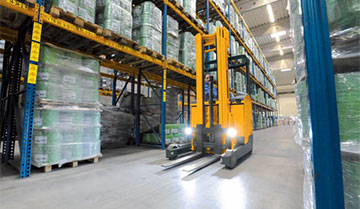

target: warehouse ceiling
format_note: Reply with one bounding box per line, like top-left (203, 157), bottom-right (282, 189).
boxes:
top-left (235, 0), bottom-right (295, 92)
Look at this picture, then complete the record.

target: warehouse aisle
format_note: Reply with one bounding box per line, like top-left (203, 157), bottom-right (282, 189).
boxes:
top-left (0, 125), bottom-right (303, 209)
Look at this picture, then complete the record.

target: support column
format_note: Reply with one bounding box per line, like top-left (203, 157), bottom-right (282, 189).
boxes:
top-left (136, 70), bottom-right (141, 146)
top-left (300, 0), bottom-right (344, 207)
top-left (181, 90), bottom-right (185, 123)
top-left (20, 1), bottom-right (44, 178)
top-left (161, 4), bottom-right (168, 150)
top-left (112, 70), bottom-right (118, 106)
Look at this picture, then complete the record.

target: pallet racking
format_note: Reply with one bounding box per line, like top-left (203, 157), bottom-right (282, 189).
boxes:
top-left (0, 0), bottom-right (278, 178)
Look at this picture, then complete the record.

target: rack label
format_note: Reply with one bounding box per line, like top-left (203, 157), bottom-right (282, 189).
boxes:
top-left (32, 22), bottom-right (42, 42)
top-left (27, 63), bottom-right (38, 84)
top-left (30, 41), bottom-right (40, 62)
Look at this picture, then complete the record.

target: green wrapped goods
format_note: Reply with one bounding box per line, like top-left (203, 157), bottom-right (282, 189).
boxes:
top-left (342, 156), bottom-right (360, 209)
top-left (183, 0), bottom-right (196, 18)
top-left (132, 1), bottom-right (162, 53)
top-left (179, 32), bottom-right (195, 70)
top-left (34, 108), bottom-right (59, 128)
top-left (40, 45), bottom-right (65, 65)
top-left (51, 0), bottom-right (78, 15)
top-left (37, 66), bottom-right (62, 83)
top-left (295, 79), bottom-right (310, 139)
top-left (326, 0), bottom-right (359, 33)
top-left (132, 26), bottom-right (162, 53)
top-left (82, 57), bottom-right (100, 74)
top-left (335, 72), bottom-right (360, 143)
top-left (78, 0), bottom-right (96, 23)
top-left (167, 35), bottom-right (180, 60)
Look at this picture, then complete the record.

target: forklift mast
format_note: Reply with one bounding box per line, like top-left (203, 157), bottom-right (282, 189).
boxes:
top-left (163, 27), bottom-right (253, 170)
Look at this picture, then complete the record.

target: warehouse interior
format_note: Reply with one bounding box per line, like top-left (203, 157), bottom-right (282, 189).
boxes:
top-left (0, 0), bottom-right (358, 209)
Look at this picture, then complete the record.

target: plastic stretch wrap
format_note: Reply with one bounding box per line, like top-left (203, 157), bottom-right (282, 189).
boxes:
top-left (37, 44), bottom-right (100, 105)
top-left (51, 0), bottom-right (78, 15)
top-left (288, 0), bottom-right (315, 207)
top-left (213, 0), bottom-right (225, 14)
top-left (183, 0), bottom-right (196, 19)
top-left (78, 0), bottom-right (96, 22)
top-left (335, 72), bottom-right (360, 209)
top-left (335, 72), bottom-right (360, 144)
top-left (209, 22), bottom-right (216, 34)
top-left (96, 0), bottom-right (133, 39)
top-left (32, 105), bottom-right (101, 167)
top-left (100, 106), bottom-right (134, 148)
top-left (167, 15), bottom-right (180, 60)
top-left (132, 1), bottom-right (162, 53)
top-left (120, 88), bottom-right (179, 133)
top-left (179, 32), bottom-right (196, 70)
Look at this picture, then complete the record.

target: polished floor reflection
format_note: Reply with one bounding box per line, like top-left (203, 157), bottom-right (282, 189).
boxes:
top-left (0, 125), bottom-right (303, 209)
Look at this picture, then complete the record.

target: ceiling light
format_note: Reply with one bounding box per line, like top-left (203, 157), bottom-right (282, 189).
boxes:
top-left (279, 49), bottom-right (284, 56)
top-left (270, 31), bottom-right (286, 38)
top-left (281, 68), bottom-right (291, 72)
top-left (267, 4), bottom-right (275, 23)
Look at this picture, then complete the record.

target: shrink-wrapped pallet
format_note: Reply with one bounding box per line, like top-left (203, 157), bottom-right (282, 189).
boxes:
top-left (132, 1), bottom-right (162, 53)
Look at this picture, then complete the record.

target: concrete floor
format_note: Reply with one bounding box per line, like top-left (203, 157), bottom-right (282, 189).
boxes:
top-left (0, 125), bottom-right (303, 209)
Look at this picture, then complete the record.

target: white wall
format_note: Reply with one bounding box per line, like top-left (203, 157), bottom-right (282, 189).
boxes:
top-left (278, 93), bottom-right (297, 116)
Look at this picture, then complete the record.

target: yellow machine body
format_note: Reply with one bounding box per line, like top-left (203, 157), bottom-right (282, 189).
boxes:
top-left (190, 27), bottom-right (253, 154)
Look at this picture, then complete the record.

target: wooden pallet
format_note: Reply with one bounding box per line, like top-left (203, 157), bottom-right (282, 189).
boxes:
top-left (139, 46), bottom-right (165, 61)
top-left (167, 58), bottom-right (194, 74)
top-left (41, 156), bottom-right (99, 173)
top-left (49, 6), bottom-right (103, 35)
top-left (103, 29), bottom-right (139, 49)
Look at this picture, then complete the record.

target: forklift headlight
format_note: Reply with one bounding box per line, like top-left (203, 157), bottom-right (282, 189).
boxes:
top-left (226, 128), bottom-right (237, 138)
top-left (185, 127), bottom-right (192, 135)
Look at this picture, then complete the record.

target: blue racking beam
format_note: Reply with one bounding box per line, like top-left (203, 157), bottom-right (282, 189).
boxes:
top-left (19, 0), bottom-right (44, 179)
top-left (300, 0), bottom-right (345, 208)
top-left (187, 85), bottom-right (190, 126)
top-left (136, 69), bottom-right (141, 146)
top-left (112, 70), bottom-right (118, 106)
top-left (161, 3), bottom-right (168, 150)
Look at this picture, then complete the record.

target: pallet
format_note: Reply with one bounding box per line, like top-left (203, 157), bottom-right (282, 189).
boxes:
top-left (167, 58), bottom-right (194, 74)
top-left (139, 46), bottom-right (165, 61)
top-left (49, 6), bottom-right (103, 35)
top-left (42, 156), bottom-right (100, 173)
top-left (103, 29), bottom-right (139, 49)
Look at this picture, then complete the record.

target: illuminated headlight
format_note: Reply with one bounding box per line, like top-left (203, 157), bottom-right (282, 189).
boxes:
top-left (185, 127), bottom-right (192, 135)
top-left (226, 128), bottom-right (237, 138)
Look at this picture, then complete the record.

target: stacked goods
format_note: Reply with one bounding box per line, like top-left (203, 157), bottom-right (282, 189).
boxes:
top-left (179, 32), bottom-right (196, 70)
top-left (142, 132), bottom-right (160, 144)
top-left (327, 0), bottom-right (360, 207)
top-left (229, 35), bottom-right (236, 55)
top-left (335, 72), bottom-right (360, 144)
top-left (215, 20), bottom-right (223, 28)
top-left (100, 106), bottom-right (134, 148)
top-left (50, 0), bottom-right (78, 15)
top-left (326, 0), bottom-right (359, 34)
top-left (162, 123), bottom-right (189, 144)
top-left (132, 1), bottom-right (162, 53)
top-left (49, 0), bottom-right (97, 23)
top-left (96, 0), bottom-right (133, 39)
top-left (183, 0), bottom-right (196, 19)
top-left (33, 106), bottom-right (101, 166)
top-left (213, 0), bottom-right (225, 14)
top-left (119, 87), bottom-right (179, 133)
top-left (235, 72), bottom-right (246, 93)
top-left (167, 15), bottom-right (180, 60)
top-left (32, 44), bottom-right (101, 167)
top-left (37, 45), bottom-right (100, 104)
top-left (78, 0), bottom-right (96, 22)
